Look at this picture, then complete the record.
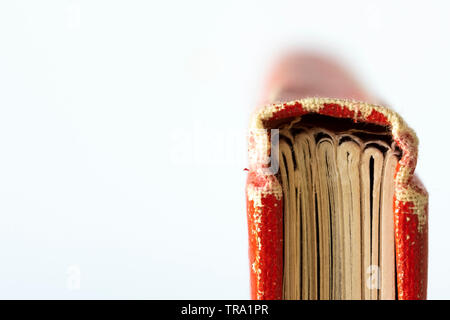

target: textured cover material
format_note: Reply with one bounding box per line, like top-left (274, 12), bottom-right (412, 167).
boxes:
top-left (246, 97), bottom-right (428, 300)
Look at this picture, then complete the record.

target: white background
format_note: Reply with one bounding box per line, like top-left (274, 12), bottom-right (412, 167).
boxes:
top-left (0, 0), bottom-right (448, 299)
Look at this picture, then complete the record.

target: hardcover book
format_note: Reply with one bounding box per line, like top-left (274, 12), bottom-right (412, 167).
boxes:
top-left (246, 54), bottom-right (428, 300)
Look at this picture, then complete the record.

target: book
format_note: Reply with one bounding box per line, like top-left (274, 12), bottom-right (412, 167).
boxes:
top-left (246, 55), bottom-right (428, 300)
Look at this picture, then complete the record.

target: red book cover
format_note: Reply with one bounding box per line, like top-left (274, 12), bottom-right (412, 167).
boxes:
top-left (246, 54), bottom-right (428, 300)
